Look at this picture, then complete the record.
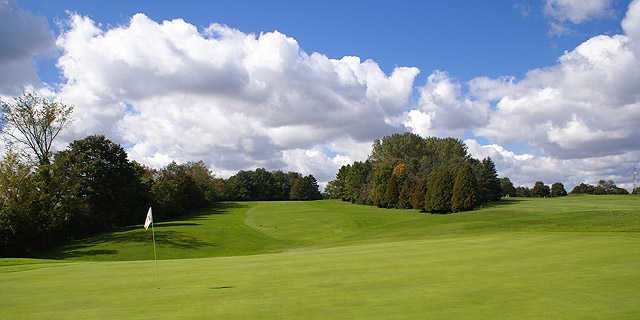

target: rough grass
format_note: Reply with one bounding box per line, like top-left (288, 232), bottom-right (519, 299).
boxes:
top-left (1, 195), bottom-right (639, 319)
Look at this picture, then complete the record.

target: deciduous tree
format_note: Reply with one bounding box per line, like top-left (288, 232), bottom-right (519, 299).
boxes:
top-left (550, 182), bottom-right (567, 197)
top-left (1, 92), bottom-right (73, 165)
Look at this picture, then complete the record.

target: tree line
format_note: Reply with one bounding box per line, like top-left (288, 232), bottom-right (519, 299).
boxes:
top-left (215, 169), bottom-right (322, 201)
top-left (569, 180), bottom-right (630, 195)
top-left (499, 179), bottom-right (568, 198)
top-left (324, 133), bottom-right (506, 213)
top-left (0, 93), bottom-right (320, 257)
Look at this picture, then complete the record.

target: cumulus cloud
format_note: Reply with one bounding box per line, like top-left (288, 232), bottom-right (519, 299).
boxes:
top-left (54, 13), bottom-right (418, 182)
top-left (474, 31), bottom-right (640, 159)
top-left (466, 139), bottom-right (639, 191)
top-left (403, 71), bottom-right (489, 138)
top-left (47, 2), bottom-right (640, 189)
top-left (402, 1), bottom-right (640, 190)
top-left (0, 0), bottom-right (54, 94)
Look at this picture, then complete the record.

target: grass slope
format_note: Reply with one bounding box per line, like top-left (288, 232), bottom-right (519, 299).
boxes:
top-left (1, 195), bottom-right (639, 319)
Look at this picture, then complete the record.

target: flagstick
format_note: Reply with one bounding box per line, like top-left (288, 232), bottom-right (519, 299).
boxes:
top-left (151, 219), bottom-right (158, 285)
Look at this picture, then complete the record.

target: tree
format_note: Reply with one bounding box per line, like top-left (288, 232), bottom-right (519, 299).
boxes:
top-left (424, 167), bottom-right (455, 213)
top-left (550, 182), bottom-right (567, 197)
top-left (52, 135), bottom-right (149, 232)
top-left (531, 181), bottom-right (550, 198)
top-left (371, 161), bottom-right (394, 207)
top-left (499, 177), bottom-right (516, 197)
top-left (451, 165), bottom-right (480, 212)
top-left (183, 161), bottom-right (216, 204)
top-left (570, 181), bottom-right (627, 195)
top-left (0, 149), bottom-right (43, 256)
top-left (397, 179), bottom-right (412, 209)
top-left (633, 187), bottom-right (640, 195)
top-left (210, 177), bottom-right (232, 201)
top-left (301, 175), bottom-right (322, 200)
top-left (382, 175), bottom-right (400, 208)
top-left (369, 133), bottom-right (428, 163)
top-left (150, 162), bottom-right (204, 219)
top-left (289, 178), bottom-right (304, 200)
top-left (515, 186), bottom-right (530, 197)
top-left (271, 171), bottom-right (292, 201)
top-left (570, 183), bottom-right (595, 194)
top-left (1, 92), bottom-right (73, 165)
top-left (344, 161), bottom-right (371, 204)
top-left (323, 179), bottom-right (341, 199)
top-left (409, 179), bottom-right (427, 210)
top-left (594, 179), bottom-right (628, 195)
top-left (479, 157), bottom-right (501, 202)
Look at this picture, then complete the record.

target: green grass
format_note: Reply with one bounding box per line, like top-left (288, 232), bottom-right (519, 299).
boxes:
top-left (2, 195), bottom-right (640, 319)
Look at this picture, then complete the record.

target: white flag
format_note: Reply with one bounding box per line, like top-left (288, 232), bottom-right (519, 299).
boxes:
top-left (144, 207), bottom-right (153, 230)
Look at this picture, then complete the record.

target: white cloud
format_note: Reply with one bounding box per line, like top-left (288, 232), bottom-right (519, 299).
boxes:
top-left (409, 2), bottom-right (640, 190)
top-left (474, 29), bottom-right (640, 159)
top-left (46, 3), bottom-right (640, 191)
top-left (544, 0), bottom-right (613, 24)
top-left (549, 21), bottom-right (573, 36)
top-left (0, 0), bottom-right (54, 94)
top-left (404, 71), bottom-right (489, 138)
top-left (465, 139), bottom-right (639, 191)
top-left (54, 13), bottom-right (418, 178)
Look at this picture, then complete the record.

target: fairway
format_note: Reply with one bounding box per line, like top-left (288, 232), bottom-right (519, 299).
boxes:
top-left (2, 196), bottom-right (640, 319)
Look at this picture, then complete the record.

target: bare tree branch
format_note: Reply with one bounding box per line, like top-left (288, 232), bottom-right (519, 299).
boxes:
top-left (1, 92), bottom-right (74, 165)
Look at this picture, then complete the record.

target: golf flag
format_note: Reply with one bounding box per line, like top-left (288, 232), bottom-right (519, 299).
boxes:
top-left (144, 207), bottom-right (153, 230)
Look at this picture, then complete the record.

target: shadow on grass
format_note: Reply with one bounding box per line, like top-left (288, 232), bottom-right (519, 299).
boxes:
top-left (153, 222), bottom-right (201, 228)
top-left (38, 202), bottom-right (248, 260)
top-left (59, 249), bottom-right (119, 258)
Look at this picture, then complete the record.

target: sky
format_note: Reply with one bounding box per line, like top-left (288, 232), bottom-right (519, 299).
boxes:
top-left (2, 0), bottom-right (640, 191)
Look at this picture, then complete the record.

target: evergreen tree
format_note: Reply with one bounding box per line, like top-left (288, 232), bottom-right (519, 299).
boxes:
top-left (302, 175), bottom-right (322, 200)
top-left (479, 157), bottom-right (501, 202)
top-left (451, 165), bottom-right (479, 212)
top-left (382, 175), bottom-right (399, 208)
top-left (424, 167), bottom-right (454, 214)
top-left (397, 179), bottom-right (412, 209)
top-left (409, 179), bottom-right (427, 210)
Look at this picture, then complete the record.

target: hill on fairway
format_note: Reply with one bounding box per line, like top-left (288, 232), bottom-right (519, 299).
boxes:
top-left (2, 195), bottom-right (640, 319)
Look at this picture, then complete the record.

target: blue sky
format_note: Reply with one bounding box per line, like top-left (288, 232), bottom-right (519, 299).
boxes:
top-left (23, 1), bottom-right (628, 83)
top-left (2, 0), bottom-right (640, 190)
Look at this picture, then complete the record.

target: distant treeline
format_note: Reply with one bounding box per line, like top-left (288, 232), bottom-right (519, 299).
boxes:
top-left (0, 135), bottom-right (319, 257)
top-left (324, 133), bottom-right (507, 213)
top-left (502, 180), bottom-right (568, 198)
top-left (570, 180), bottom-right (630, 195)
top-left (503, 179), bottom-right (633, 197)
top-left (214, 169), bottom-right (322, 201)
